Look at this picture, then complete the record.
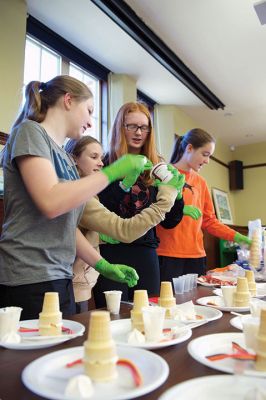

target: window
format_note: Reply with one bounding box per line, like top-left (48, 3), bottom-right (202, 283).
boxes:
top-left (24, 37), bottom-right (61, 87)
top-left (69, 63), bottom-right (100, 139)
top-left (23, 36), bottom-right (101, 140)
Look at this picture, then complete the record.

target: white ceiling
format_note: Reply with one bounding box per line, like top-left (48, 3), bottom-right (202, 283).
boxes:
top-left (26, 0), bottom-right (266, 147)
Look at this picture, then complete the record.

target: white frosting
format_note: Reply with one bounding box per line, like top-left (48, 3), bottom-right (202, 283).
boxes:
top-left (245, 387), bottom-right (266, 400)
top-left (1, 331), bottom-right (21, 343)
top-left (127, 328), bottom-right (146, 344)
top-left (65, 375), bottom-right (94, 399)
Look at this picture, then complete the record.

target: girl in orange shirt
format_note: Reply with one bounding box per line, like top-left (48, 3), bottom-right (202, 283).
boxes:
top-left (156, 128), bottom-right (251, 280)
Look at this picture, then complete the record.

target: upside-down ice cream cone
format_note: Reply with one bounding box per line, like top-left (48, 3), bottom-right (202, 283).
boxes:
top-left (38, 292), bottom-right (62, 336)
top-left (255, 309), bottom-right (266, 371)
top-left (158, 281), bottom-right (176, 318)
top-left (245, 270), bottom-right (257, 296)
top-left (233, 277), bottom-right (251, 307)
top-left (130, 290), bottom-right (149, 332)
top-left (83, 311), bottom-right (118, 382)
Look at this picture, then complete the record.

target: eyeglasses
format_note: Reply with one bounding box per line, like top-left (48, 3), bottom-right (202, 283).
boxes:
top-left (124, 124), bottom-right (151, 133)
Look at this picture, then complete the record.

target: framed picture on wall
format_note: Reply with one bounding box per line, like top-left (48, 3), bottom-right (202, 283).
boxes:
top-left (212, 188), bottom-right (233, 225)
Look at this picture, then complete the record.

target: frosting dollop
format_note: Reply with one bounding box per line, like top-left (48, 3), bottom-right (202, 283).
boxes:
top-left (65, 374), bottom-right (94, 399)
top-left (127, 328), bottom-right (145, 344)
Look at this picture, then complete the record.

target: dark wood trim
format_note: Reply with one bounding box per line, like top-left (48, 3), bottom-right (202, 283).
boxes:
top-left (210, 155), bottom-right (228, 168)
top-left (0, 131), bottom-right (8, 146)
top-left (243, 163), bottom-right (266, 169)
top-left (91, 0), bottom-right (225, 110)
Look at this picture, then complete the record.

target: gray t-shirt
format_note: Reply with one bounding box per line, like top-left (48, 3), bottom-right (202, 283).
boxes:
top-left (0, 120), bottom-right (84, 286)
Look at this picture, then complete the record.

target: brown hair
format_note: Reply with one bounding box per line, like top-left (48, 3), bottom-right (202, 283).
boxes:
top-left (170, 128), bottom-right (215, 164)
top-left (65, 136), bottom-right (101, 176)
top-left (65, 136), bottom-right (101, 158)
top-left (12, 75), bottom-right (93, 129)
top-left (107, 102), bottom-right (160, 185)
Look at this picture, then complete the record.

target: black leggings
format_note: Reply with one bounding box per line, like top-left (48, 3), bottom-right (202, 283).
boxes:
top-left (93, 244), bottom-right (160, 308)
top-left (159, 256), bottom-right (207, 282)
top-left (0, 279), bottom-right (76, 320)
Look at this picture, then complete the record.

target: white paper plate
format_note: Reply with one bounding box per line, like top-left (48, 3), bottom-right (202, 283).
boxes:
top-left (22, 345), bottom-right (169, 400)
top-left (196, 296), bottom-right (250, 312)
top-left (110, 319), bottom-right (191, 349)
top-left (158, 375), bottom-right (266, 400)
top-left (213, 284), bottom-right (266, 299)
top-left (230, 314), bottom-right (260, 330)
top-left (193, 305), bottom-right (223, 322)
top-left (0, 319), bottom-right (85, 350)
top-left (188, 332), bottom-right (265, 377)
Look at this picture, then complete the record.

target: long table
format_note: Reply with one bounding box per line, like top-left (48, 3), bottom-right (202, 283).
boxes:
top-left (0, 286), bottom-right (243, 399)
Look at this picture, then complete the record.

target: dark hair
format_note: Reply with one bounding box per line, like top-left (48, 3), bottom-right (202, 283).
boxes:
top-left (170, 128), bottom-right (215, 163)
top-left (12, 75), bottom-right (93, 129)
top-left (65, 136), bottom-right (101, 158)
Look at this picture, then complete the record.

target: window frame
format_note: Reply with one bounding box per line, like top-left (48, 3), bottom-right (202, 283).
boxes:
top-left (26, 15), bottom-right (109, 142)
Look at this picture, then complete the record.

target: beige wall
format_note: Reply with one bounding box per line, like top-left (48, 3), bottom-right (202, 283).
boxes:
top-left (108, 73), bottom-right (136, 130)
top-left (231, 142), bottom-right (266, 225)
top-left (0, 0), bottom-right (26, 133)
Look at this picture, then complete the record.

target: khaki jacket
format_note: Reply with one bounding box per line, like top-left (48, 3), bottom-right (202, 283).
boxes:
top-left (73, 185), bottom-right (178, 302)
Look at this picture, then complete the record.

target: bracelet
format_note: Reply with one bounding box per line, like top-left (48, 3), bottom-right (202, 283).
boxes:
top-left (119, 181), bottom-right (130, 192)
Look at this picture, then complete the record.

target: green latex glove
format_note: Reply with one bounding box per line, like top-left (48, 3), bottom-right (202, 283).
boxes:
top-left (154, 164), bottom-right (185, 199)
top-left (102, 155), bottom-right (153, 183)
top-left (121, 170), bottom-right (141, 190)
top-left (234, 232), bottom-right (252, 246)
top-left (99, 233), bottom-right (120, 244)
top-left (183, 205), bottom-right (202, 220)
top-left (94, 258), bottom-right (139, 287)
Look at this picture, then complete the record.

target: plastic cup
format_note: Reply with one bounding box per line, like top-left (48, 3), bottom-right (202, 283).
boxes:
top-left (250, 298), bottom-right (266, 318)
top-left (0, 307), bottom-right (22, 340)
top-left (183, 275), bottom-right (191, 292)
top-left (242, 316), bottom-right (260, 351)
top-left (173, 277), bottom-right (185, 294)
top-left (221, 286), bottom-right (237, 307)
top-left (187, 274), bottom-right (195, 291)
top-left (192, 274), bottom-right (198, 288)
top-left (142, 306), bottom-right (166, 342)
top-left (104, 291), bottom-right (122, 315)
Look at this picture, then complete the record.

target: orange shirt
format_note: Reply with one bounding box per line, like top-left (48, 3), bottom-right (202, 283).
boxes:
top-left (156, 169), bottom-right (236, 258)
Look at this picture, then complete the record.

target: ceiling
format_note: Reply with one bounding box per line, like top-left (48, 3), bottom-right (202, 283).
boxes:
top-left (26, 0), bottom-right (266, 148)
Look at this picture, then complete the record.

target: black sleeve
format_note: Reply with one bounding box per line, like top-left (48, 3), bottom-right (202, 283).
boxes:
top-left (98, 181), bottom-right (127, 214)
top-left (160, 197), bottom-right (184, 229)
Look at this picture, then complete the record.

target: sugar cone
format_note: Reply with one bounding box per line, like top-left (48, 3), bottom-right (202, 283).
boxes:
top-left (84, 311), bottom-right (118, 381)
top-left (158, 281), bottom-right (176, 318)
top-left (131, 290), bottom-right (149, 332)
top-left (39, 292), bottom-right (62, 336)
top-left (255, 309), bottom-right (266, 371)
top-left (245, 270), bottom-right (257, 296)
top-left (233, 277), bottom-right (250, 307)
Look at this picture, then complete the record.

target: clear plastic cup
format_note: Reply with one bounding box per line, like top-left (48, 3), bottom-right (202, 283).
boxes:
top-left (242, 316), bottom-right (260, 351)
top-left (250, 298), bottom-right (266, 318)
top-left (192, 274), bottom-right (198, 288)
top-left (221, 286), bottom-right (237, 307)
top-left (173, 277), bottom-right (185, 294)
top-left (187, 274), bottom-right (195, 291)
top-left (0, 307), bottom-right (22, 340)
top-left (104, 291), bottom-right (122, 315)
top-left (183, 275), bottom-right (191, 292)
top-left (142, 306), bottom-right (166, 342)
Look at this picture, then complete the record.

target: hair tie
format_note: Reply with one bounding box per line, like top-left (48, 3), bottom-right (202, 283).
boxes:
top-left (39, 82), bottom-right (47, 91)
